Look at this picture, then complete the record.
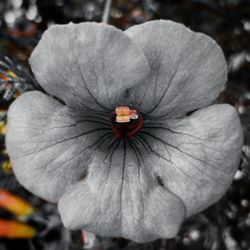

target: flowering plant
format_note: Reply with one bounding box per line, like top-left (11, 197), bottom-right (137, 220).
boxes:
top-left (6, 20), bottom-right (243, 243)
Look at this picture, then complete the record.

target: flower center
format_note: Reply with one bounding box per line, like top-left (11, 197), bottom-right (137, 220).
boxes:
top-left (109, 106), bottom-right (143, 139)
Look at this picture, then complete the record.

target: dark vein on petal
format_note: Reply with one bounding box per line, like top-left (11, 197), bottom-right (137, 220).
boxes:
top-left (66, 59), bottom-right (111, 114)
top-left (134, 134), bottom-right (153, 155)
top-left (140, 131), bottom-right (223, 170)
top-left (128, 139), bottom-right (145, 228)
top-left (134, 135), bottom-right (218, 189)
top-left (88, 133), bottom-right (114, 151)
top-left (70, 92), bottom-right (110, 114)
top-left (141, 125), bottom-right (225, 145)
top-left (31, 119), bottom-right (111, 137)
top-left (48, 60), bottom-right (106, 114)
top-left (83, 115), bottom-right (109, 123)
top-left (142, 125), bottom-right (204, 139)
top-left (100, 55), bottom-right (116, 107)
top-left (120, 138), bottom-right (127, 229)
top-left (24, 128), bottom-right (112, 156)
top-left (136, 60), bottom-right (161, 109)
top-left (104, 140), bottom-right (121, 181)
top-left (132, 138), bottom-right (220, 192)
top-left (128, 140), bottom-right (141, 167)
top-left (35, 132), bottom-right (113, 177)
top-left (121, 139), bottom-right (127, 182)
top-left (32, 136), bottom-right (117, 193)
top-left (133, 135), bottom-right (206, 192)
top-left (76, 57), bottom-right (113, 112)
top-left (128, 140), bottom-right (144, 187)
top-left (141, 67), bottom-right (178, 115)
top-left (136, 137), bottom-right (226, 188)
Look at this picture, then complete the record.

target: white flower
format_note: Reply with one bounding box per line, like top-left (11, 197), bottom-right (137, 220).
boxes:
top-left (6, 20), bottom-right (243, 243)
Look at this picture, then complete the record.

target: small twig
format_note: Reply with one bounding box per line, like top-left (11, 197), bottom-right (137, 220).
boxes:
top-left (102, 0), bottom-right (112, 24)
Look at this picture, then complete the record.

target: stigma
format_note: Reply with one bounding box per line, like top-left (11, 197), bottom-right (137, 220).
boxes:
top-left (109, 106), bottom-right (143, 139)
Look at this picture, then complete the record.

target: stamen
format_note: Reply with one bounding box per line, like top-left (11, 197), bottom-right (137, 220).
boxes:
top-left (115, 106), bottom-right (130, 123)
top-left (109, 106), bottom-right (143, 139)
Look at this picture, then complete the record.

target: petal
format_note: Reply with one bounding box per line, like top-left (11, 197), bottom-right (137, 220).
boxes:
top-left (6, 91), bottom-right (100, 202)
top-left (141, 104), bottom-right (243, 216)
top-left (58, 140), bottom-right (186, 243)
top-left (29, 22), bottom-right (150, 111)
top-left (125, 20), bottom-right (227, 118)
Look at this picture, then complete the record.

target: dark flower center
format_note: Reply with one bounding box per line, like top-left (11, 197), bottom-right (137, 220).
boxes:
top-left (109, 106), bottom-right (143, 139)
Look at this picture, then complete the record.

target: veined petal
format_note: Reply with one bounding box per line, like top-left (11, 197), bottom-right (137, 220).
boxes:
top-left (58, 140), bottom-right (186, 243)
top-left (29, 22), bottom-right (150, 112)
top-left (125, 20), bottom-right (227, 118)
top-left (6, 91), bottom-right (109, 202)
top-left (140, 104), bottom-right (243, 216)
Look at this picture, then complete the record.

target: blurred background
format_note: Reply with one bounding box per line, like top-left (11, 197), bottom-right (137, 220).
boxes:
top-left (0, 0), bottom-right (250, 249)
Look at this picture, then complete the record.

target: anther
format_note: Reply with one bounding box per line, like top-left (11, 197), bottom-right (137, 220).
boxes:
top-left (110, 106), bottom-right (143, 139)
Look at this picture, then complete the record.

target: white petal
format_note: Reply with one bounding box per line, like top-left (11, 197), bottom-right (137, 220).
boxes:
top-left (58, 140), bottom-right (185, 243)
top-left (29, 22), bottom-right (150, 111)
top-left (125, 20), bottom-right (227, 118)
top-left (141, 104), bottom-right (243, 216)
top-left (6, 91), bottom-right (100, 202)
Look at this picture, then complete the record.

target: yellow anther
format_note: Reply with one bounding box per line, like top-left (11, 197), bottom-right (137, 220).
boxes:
top-left (115, 106), bottom-right (130, 116)
top-left (115, 106), bottom-right (139, 123)
top-left (116, 106), bottom-right (130, 123)
top-left (116, 115), bottom-right (130, 123)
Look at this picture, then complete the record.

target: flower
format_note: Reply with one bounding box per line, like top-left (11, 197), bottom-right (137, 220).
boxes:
top-left (6, 20), bottom-right (243, 243)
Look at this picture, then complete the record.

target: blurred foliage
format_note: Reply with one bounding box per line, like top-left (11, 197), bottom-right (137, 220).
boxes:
top-left (0, 0), bottom-right (250, 249)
